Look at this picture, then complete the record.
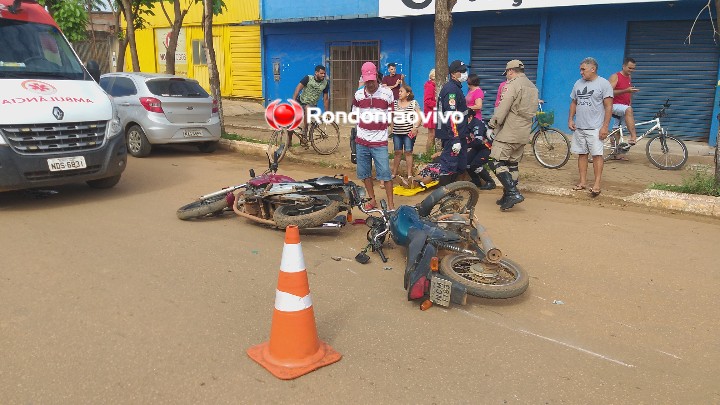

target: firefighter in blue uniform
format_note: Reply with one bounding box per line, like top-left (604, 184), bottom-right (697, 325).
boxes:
top-left (435, 60), bottom-right (470, 186)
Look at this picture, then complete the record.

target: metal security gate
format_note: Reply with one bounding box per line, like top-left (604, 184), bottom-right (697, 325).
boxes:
top-left (326, 41), bottom-right (380, 112)
top-left (626, 20), bottom-right (720, 141)
top-left (470, 25), bottom-right (540, 119)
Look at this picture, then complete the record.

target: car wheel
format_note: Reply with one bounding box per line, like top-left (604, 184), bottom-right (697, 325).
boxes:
top-left (126, 125), bottom-right (152, 157)
top-left (197, 141), bottom-right (219, 153)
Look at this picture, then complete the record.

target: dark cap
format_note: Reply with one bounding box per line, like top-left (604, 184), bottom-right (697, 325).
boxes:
top-left (449, 60), bottom-right (469, 74)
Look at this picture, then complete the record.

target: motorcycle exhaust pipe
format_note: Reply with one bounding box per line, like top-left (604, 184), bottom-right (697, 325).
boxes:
top-left (475, 223), bottom-right (502, 264)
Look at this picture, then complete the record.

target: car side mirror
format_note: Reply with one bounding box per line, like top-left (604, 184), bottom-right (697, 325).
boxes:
top-left (86, 60), bottom-right (101, 83)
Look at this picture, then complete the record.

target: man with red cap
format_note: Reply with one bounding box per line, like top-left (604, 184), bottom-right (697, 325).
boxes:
top-left (351, 61), bottom-right (395, 210)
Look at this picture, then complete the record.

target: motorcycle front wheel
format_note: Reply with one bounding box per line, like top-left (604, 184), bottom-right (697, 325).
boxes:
top-left (176, 193), bottom-right (231, 220)
top-left (273, 200), bottom-right (342, 229)
top-left (416, 181), bottom-right (479, 220)
top-left (439, 253), bottom-right (529, 299)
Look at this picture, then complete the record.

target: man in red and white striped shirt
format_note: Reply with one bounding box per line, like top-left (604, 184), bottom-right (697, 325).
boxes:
top-left (352, 61), bottom-right (395, 210)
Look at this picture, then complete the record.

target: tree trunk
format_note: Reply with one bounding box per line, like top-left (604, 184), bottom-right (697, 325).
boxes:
top-left (165, 2), bottom-right (188, 75)
top-left (120, 0), bottom-right (139, 71)
top-left (117, 37), bottom-right (128, 73)
top-left (204, 0), bottom-right (224, 132)
top-left (715, 0), bottom-right (720, 185)
top-left (434, 0), bottom-right (457, 93)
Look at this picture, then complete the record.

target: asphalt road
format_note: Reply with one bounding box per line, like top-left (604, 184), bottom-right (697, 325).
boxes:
top-left (2, 147), bottom-right (719, 404)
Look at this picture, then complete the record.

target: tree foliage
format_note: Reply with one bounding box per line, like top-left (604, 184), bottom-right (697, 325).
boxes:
top-left (38, 0), bottom-right (88, 42)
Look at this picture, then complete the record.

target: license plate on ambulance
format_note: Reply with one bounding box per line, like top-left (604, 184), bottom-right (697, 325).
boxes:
top-left (47, 156), bottom-right (87, 172)
top-left (184, 130), bottom-right (203, 137)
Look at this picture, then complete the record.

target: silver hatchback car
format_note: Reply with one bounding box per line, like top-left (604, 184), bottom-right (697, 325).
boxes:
top-left (99, 72), bottom-right (221, 157)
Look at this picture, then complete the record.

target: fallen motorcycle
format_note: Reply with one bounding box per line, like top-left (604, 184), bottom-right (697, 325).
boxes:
top-left (176, 152), bottom-right (366, 230)
top-left (350, 181), bottom-right (529, 309)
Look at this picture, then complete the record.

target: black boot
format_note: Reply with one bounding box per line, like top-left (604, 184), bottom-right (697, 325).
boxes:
top-left (467, 168), bottom-right (482, 188)
top-left (478, 169), bottom-right (496, 190)
top-left (496, 172), bottom-right (524, 211)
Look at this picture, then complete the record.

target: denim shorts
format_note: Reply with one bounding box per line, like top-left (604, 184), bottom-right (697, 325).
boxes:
top-left (392, 133), bottom-right (416, 152)
top-left (356, 143), bottom-right (392, 181)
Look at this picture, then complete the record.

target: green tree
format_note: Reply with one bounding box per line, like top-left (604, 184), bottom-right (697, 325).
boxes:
top-left (39, 0), bottom-right (88, 42)
top-left (203, 0), bottom-right (226, 131)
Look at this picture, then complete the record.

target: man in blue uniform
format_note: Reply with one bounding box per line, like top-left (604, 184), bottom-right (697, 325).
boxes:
top-left (435, 59), bottom-right (470, 186)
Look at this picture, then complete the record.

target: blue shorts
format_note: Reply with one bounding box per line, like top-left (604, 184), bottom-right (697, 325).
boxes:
top-left (356, 143), bottom-right (392, 181)
top-left (392, 133), bottom-right (416, 152)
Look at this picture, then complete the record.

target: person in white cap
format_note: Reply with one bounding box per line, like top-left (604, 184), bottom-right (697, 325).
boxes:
top-left (487, 59), bottom-right (539, 211)
top-left (351, 61), bottom-right (395, 210)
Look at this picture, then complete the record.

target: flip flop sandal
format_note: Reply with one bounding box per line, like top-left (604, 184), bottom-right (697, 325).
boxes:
top-left (590, 189), bottom-right (601, 198)
top-left (572, 185), bottom-right (587, 191)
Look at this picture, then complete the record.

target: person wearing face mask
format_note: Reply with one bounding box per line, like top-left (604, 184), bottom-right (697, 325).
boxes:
top-left (435, 59), bottom-right (470, 186)
top-left (487, 59), bottom-right (539, 211)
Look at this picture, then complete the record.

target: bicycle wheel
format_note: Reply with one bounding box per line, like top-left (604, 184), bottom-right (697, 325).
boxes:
top-left (531, 128), bottom-right (570, 169)
top-left (602, 130), bottom-right (620, 161)
top-left (309, 122), bottom-right (340, 155)
top-left (267, 128), bottom-right (290, 163)
top-left (646, 134), bottom-right (688, 170)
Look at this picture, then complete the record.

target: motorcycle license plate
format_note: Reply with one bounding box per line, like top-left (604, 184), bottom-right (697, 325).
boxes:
top-left (429, 276), bottom-right (453, 307)
top-left (47, 156), bottom-right (87, 171)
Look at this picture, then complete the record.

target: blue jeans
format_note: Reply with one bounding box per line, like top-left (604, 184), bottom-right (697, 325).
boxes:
top-left (356, 143), bottom-right (392, 181)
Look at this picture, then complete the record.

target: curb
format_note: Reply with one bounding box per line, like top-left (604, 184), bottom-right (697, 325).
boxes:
top-left (623, 189), bottom-right (720, 218)
top-left (219, 139), bottom-right (720, 218)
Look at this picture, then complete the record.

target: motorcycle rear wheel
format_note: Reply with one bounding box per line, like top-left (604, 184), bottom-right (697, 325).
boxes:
top-left (176, 193), bottom-right (231, 220)
top-left (416, 181), bottom-right (479, 220)
top-left (439, 253), bottom-right (529, 299)
top-left (273, 200), bottom-right (342, 229)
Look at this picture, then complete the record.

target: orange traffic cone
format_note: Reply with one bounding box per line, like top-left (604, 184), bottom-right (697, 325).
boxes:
top-left (247, 225), bottom-right (342, 380)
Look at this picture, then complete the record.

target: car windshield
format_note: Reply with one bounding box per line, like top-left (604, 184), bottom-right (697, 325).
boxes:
top-left (146, 79), bottom-right (210, 98)
top-left (0, 19), bottom-right (86, 80)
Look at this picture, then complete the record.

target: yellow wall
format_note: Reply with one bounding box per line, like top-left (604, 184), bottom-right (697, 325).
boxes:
top-left (121, 0), bottom-right (261, 99)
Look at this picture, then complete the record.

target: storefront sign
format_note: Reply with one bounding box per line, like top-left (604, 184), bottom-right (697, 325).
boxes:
top-left (380, 0), bottom-right (675, 17)
top-left (156, 27), bottom-right (188, 75)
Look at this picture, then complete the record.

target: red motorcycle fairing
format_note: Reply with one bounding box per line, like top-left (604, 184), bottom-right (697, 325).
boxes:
top-left (248, 173), bottom-right (295, 187)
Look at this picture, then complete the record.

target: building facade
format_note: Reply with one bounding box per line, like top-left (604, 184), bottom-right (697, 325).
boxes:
top-left (123, 0), bottom-right (262, 99)
top-left (261, 0), bottom-right (719, 145)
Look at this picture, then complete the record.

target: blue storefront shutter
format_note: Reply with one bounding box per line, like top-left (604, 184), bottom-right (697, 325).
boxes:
top-left (626, 20), bottom-right (720, 142)
top-left (470, 25), bottom-right (541, 120)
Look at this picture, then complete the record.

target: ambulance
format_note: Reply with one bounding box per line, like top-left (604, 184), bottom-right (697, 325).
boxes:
top-left (0, 0), bottom-right (126, 191)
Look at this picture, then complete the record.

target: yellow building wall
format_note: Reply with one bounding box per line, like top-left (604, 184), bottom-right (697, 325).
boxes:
top-left (121, 0), bottom-right (261, 99)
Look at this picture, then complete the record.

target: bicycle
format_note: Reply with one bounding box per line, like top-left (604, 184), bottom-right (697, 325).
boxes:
top-left (603, 99), bottom-right (688, 170)
top-left (267, 118), bottom-right (340, 163)
top-left (530, 104), bottom-right (571, 169)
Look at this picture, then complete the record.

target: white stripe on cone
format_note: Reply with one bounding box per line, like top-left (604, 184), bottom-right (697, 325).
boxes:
top-left (280, 243), bottom-right (306, 273)
top-left (274, 290), bottom-right (313, 312)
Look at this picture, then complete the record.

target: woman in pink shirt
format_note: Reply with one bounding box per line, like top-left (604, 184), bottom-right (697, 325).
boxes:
top-left (423, 69), bottom-right (437, 154)
top-left (494, 80), bottom-right (507, 108)
top-left (465, 74), bottom-right (485, 120)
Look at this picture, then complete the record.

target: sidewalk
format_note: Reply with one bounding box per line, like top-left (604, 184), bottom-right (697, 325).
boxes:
top-left (219, 99), bottom-right (720, 218)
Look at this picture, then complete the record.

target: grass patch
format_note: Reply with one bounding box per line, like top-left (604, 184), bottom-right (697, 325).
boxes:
top-left (222, 132), bottom-right (267, 145)
top-left (650, 171), bottom-right (720, 197)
